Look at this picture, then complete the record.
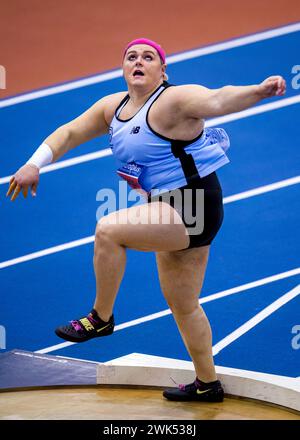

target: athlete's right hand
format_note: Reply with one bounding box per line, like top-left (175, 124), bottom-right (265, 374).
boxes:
top-left (6, 164), bottom-right (40, 201)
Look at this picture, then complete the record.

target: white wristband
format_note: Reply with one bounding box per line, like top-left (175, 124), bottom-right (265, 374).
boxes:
top-left (26, 142), bottom-right (53, 169)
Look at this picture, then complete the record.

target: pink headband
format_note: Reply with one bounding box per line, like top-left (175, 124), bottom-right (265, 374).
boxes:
top-left (124, 38), bottom-right (166, 64)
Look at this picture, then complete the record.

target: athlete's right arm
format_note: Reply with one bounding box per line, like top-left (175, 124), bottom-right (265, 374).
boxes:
top-left (6, 92), bottom-right (126, 201)
top-left (44, 94), bottom-right (117, 162)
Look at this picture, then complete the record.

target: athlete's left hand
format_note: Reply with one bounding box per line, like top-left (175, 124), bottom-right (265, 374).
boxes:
top-left (258, 76), bottom-right (286, 98)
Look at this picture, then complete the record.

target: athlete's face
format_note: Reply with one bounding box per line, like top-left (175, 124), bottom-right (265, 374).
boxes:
top-left (123, 44), bottom-right (166, 88)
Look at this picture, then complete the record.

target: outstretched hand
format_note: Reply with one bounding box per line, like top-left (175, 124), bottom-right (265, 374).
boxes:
top-left (6, 164), bottom-right (40, 201)
top-left (258, 75), bottom-right (286, 99)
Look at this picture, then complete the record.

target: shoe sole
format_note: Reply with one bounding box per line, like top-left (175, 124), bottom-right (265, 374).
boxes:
top-left (163, 390), bottom-right (224, 402)
top-left (55, 327), bottom-right (114, 343)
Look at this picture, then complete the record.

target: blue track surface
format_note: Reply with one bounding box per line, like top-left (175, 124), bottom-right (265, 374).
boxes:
top-left (1, 28), bottom-right (299, 378)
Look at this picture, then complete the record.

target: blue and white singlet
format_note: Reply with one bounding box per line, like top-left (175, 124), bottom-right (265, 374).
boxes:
top-left (109, 82), bottom-right (230, 194)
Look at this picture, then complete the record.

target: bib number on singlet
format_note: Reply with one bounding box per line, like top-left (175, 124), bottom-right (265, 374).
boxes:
top-left (117, 162), bottom-right (145, 191)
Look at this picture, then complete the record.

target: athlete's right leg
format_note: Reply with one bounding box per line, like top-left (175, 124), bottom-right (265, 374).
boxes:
top-left (55, 200), bottom-right (189, 342)
top-left (92, 200), bottom-right (189, 321)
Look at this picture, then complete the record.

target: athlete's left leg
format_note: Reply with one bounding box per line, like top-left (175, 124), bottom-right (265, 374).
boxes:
top-left (155, 245), bottom-right (216, 383)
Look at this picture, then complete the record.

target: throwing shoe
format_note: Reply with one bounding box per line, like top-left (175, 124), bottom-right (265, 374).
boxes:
top-left (163, 378), bottom-right (224, 402)
top-left (55, 309), bottom-right (114, 343)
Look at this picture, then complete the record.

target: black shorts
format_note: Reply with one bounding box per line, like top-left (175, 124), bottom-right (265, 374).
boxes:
top-left (147, 172), bottom-right (224, 249)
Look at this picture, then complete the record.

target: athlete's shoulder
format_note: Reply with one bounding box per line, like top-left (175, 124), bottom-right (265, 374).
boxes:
top-left (157, 84), bottom-right (209, 117)
top-left (101, 91), bottom-right (128, 107)
top-left (89, 91), bottom-right (127, 111)
top-left (160, 84), bottom-right (217, 120)
top-left (99, 91), bottom-right (128, 124)
top-left (164, 84), bottom-right (211, 100)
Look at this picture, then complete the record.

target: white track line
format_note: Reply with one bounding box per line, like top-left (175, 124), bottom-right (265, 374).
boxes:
top-left (200, 268), bottom-right (300, 304)
top-left (0, 149), bottom-right (113, 185)
top-left (0, 236), bottom-right (95, 269)
top-left (0, 175), bottom-right (299, 270)
top-left (35, 267), bottom-right (300, 354)
top-left (3, 22), bottom-right (299, 356)
top-left (212, 284), bottom-right (300, 355)
top-left (223, 175), bottom-right (300, 204)
top-left (0, 22), bottom-right (299, 108)
top-left (1, 94), bottom-right (299, 185)
top-left (0, 70), bottom-right (123, 108)
top-left (167, 22), bottom-right (300, 64)
top-left (205, 94), bottom-right (300, 127)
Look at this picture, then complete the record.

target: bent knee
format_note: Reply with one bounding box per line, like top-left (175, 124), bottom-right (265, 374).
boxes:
top-left (95, 216), bottom-right (119, 243)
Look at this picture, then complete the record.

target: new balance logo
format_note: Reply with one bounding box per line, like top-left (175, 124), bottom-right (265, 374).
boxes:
top-left (130, 126), bottom-right (140, 134)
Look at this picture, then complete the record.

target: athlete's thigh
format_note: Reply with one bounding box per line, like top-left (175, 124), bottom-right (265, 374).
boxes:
top-left (98, 201), bottom-right (190, 251)
top-left (155, 246), bottom-right (210, 309)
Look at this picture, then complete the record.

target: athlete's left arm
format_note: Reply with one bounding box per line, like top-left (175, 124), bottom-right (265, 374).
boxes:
top-left (175, 76), bottom-right (286, 119)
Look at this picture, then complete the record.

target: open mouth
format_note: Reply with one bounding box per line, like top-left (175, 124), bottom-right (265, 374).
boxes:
top-left (133, 70), bottom-right (144, 77)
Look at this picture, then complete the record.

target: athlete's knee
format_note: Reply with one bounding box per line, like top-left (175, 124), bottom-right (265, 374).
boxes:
top-left (95, 216), bottom-right (118, 245)
top-left (167, 298), bottom-right (200, 317)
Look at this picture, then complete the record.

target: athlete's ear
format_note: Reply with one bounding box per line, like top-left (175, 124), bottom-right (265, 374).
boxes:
top-left (162, 64), bottom-right (168, 81)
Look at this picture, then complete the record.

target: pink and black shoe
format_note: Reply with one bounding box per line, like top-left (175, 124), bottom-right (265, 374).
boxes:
top-left (55, 309), bottom-right (114, 343)
top-left (163, 378), bottom-right (224, 402)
